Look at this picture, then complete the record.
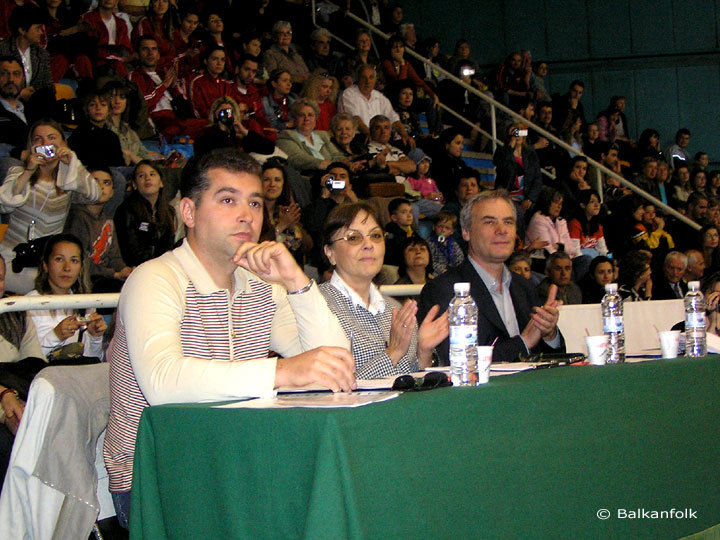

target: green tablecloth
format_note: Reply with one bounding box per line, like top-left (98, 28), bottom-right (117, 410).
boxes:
top-left (131, 357), bottom-right (720, 539)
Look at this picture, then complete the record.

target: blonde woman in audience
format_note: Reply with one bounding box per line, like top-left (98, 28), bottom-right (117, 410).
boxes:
top-left (300, 72), bottom-right (339, 131)
top-left (0, 119), bottom-right (100, 294)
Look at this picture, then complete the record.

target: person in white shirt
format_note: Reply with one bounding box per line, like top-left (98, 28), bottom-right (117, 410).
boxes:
top-left (338, 64), bottom-right (414, 148)
top-left (26, 234), bottom-right (107, 359)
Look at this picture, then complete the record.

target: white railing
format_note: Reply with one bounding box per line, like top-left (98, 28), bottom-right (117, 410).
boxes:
top-left (0, 294), bottom-right (120, 314)
top-left (311, 1), bottom-right (700, 231)
top-left (0, 286), bottom-right (417, 316)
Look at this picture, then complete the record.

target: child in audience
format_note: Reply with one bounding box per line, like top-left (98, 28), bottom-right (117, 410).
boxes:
top-left (384, 198), bottom-right (416, 266)
top-left (507, 252), bottom-right (532, 280)
top-left (64, 166), bottom-right (133, 289)
top-left (113, 161), bottom-right (176, 267)
top-left (68, 90), bottom-right (125, 168)
top-left (406, 154), bottom-right (443, 223)
top-left (427, 211), bottom-right (464, 274)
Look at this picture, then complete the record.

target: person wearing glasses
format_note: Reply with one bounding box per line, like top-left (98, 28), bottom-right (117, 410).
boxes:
top-left (262, 21), bottom-right (310, 88)
top-left (319, 202), bottom-right (448, 379)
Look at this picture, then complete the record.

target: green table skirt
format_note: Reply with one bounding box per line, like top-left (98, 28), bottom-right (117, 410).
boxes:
top-left (131, 356), bottom-right (720, 539)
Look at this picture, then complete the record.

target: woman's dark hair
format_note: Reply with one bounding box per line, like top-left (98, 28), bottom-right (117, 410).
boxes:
top-left (698, 224), bottom-right (719, 251)
top-left (420, 37), bottom-right (439, 58)
top-left (34, 233), bottom-right (88, 297)
top-left (201, 44), bottom-right (225, 64)
top-left (397, 235), bottom-right (433, 278)
top-left (453, 38), bottom-right (469, 56)
top-left (618, 250), bottom-right (650, 289)
top-left (439, 126), bottom-right (463, 147)
top-left (535, 186), bottom-right (562, 216)
top-left (0, 254), bottom-right (27, 349)
top-left (145, 0), bottom-right (175, 40)
top-left (638, 128), bottom-right (660, 150)
top-left (690, 168), bottom-right (708, 193)
top-left (261, 159), bottom-right (293, 210)
top-left (589, 255), bottom-right (612, 283)
top-left (390, 78), bottom-right (415, 110)
top-left (321, 202), bottom-right (380, 252)
top-left (385, 34), bottom-right (405, 59)
top-left (574, 189), bottom-right (601, 236)
top-left (130, 161), bottom-right (175, 237)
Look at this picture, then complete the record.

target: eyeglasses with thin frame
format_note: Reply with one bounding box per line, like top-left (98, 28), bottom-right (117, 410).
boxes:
top-left (331, 230), bottom-right (386, 246)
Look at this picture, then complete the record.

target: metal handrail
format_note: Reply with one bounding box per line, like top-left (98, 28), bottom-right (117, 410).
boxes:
top-left (0, 294), bottom-right (120, 314)
top-left (0, 287), bottom-right (418, 316)
top-left (313, 1), bottom-right (700, 231)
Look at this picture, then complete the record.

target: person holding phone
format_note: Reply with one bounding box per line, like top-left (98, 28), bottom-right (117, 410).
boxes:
top-left (0, 119), bottom-right (100, 294)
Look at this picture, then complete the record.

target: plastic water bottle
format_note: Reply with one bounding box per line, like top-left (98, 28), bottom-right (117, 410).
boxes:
top-left (601, 283), bottom-right (625, 363)
top-left (685, 281), bottom-right (707, 357)
top-left (448, 282), bottom-right (479, 386)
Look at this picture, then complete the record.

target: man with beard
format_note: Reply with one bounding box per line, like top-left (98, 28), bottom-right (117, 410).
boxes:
top-left (0, 55), bottom-right (28, 157)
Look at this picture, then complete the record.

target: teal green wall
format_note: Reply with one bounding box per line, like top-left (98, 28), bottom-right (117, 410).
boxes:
top-left (405, 0), bottom-right (720, 161)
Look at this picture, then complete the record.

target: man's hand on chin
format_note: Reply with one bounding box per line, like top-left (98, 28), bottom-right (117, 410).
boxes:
top-left (232, 240), bottom-right (310, 292)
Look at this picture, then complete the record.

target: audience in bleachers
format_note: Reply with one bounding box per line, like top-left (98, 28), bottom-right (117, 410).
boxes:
top-left (3, 0), bottom-right (720, 520)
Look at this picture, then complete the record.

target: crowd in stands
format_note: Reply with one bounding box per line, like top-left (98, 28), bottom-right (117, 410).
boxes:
top-left (2, 0), bottom-right (720, 523)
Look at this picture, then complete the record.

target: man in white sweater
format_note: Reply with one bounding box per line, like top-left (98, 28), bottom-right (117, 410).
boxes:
top-left (104, 149), bottom-right (354, 529)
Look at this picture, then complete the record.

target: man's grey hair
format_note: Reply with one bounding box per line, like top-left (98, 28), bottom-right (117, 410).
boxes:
top-left (355, 63), bottom-right (376, 81)
top-left (545, 251), bottom-right (572, 274)
top-left (369, 114), bottom-right (390, 131)
top-left (686, 250), bottom-right (703, 267)
top-left (459, 189), bottom-right (517, 234)
top-left (272, 20), bottom-right (292, 35)
top-left (665, 251), bottom-right (688, 269)
top-left (399, 23), bottom-right (415, 39)
top-left (311, 28), bottom-right (331, 43)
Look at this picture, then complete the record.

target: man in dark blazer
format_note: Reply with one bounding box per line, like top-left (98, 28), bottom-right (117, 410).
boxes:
top-left (418, 190), bottom-right (565, 364)
top-left (652, 251), bottom-right (689, 301)
top-left (0, 5), bottom-right (55, 122)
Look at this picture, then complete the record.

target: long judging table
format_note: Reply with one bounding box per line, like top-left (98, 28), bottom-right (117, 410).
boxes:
top-left (130, 357), bottom-right (720, 539)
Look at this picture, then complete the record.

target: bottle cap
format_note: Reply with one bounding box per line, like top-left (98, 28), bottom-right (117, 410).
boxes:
top-left (453, 282), bottom-right (470, 294)
top-left (688, 281), bottom-right (700, 291)
top-left (605, 283), bottom-right (618, 293)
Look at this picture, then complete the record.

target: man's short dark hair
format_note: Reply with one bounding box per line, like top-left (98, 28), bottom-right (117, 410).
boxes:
top-left (687, 191), bottom-right (708, 208)
top-left (388, 197), bottom-right (411, 215)
top-left (9, 5), bottom-right (46, 37)
top-left (181, 148), bottom-right (261, 204)
top-left (570, 155), bottom-right (588, 167)
top-left (136, 34), bottom-right (158, 50)
top-left (676, 128), bottom-right (691, 140)
top-left (537, 102), bottom-right (552, 112)
top-left (238, 54), bottom-right (259, 68)
top-left (0, 55), bottom-right (21, 67)
top-left (202, 45), bottom-right (226, 64)
top-left (569, 79), bottom-right (585, 89)
top-left (87, 165), bottom-right (114, 185)
top-left (600, 142), bottom-right (619, 156)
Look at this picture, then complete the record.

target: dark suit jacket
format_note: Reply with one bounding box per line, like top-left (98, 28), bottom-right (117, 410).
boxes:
top-left (0, 104), bottom-right (28, 157)
top-left (652, 276), bottom-right (688, 300)
top-left (418, 259), bottom-right (565, 364)
top-left (0, 38), bottom-right (52, 91)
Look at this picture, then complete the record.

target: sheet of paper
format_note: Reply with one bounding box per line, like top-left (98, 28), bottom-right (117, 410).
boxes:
top-left (215, 391), bottom-right (400, 409)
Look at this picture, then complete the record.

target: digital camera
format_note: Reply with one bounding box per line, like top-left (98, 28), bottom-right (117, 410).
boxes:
top-left (324, 174), bottom-right (345, 191)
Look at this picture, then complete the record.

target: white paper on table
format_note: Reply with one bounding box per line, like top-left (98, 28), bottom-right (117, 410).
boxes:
top-left (215, 391), bottom-right (400, 409)
top-left (707, 333), bottom-right (720, 353)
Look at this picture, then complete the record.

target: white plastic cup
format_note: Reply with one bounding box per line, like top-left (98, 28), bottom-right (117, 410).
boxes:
top-left (658, 330), bottom-right (681, 359)
top-left (585, 335), bottom-right (609, 365)
top-left (476, 346), bottom-right (493, 384)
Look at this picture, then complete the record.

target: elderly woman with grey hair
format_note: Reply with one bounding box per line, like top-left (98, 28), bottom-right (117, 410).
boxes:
top-left (262, 21), bottom-right (310, 86)
top-left (276, 98), bottom-right (342, 173)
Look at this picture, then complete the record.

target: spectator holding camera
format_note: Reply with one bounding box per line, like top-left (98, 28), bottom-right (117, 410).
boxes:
top-left (0, 119), bottom-right (100, 294)
top-left (194, 96), bottom-right (275, 157)
top-left (302, 162), bottom-right (358, 266)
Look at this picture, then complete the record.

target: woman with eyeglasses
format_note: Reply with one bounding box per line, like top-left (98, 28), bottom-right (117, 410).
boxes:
top-left (262, 20), bottom-right (310, 86)
top-left (319, 202), bottom-right (448, 379)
